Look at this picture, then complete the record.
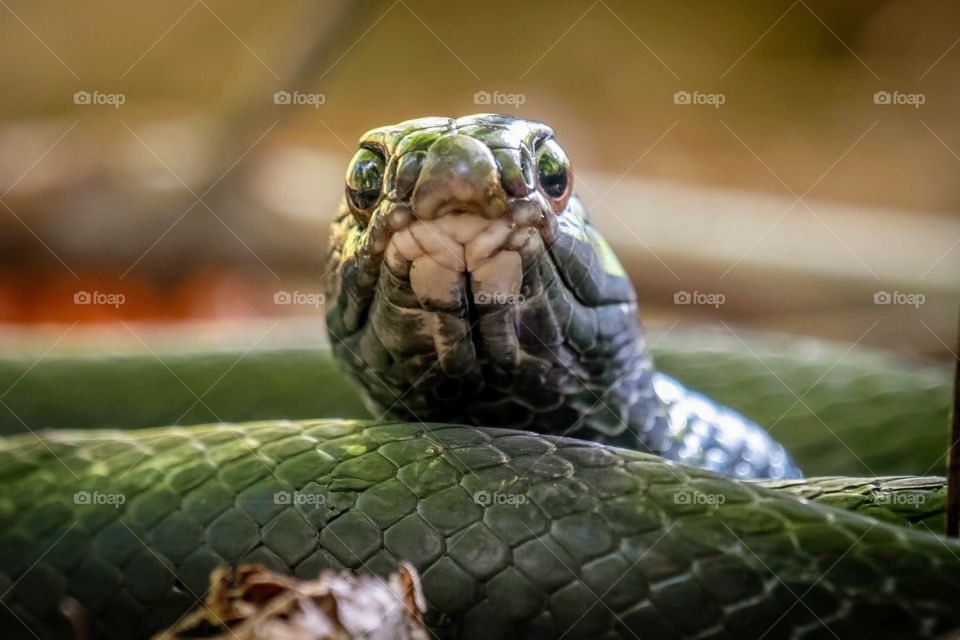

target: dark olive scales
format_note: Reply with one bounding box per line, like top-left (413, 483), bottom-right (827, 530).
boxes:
top-left (0, 421), bottom-right (957, 639)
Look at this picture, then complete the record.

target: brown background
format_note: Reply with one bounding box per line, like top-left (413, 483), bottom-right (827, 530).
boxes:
top-left (0, 0), bottom-right (957, 359)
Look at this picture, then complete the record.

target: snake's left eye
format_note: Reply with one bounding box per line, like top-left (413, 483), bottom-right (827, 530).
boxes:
top-left (345, 147), bottom-right (386, 221)
top-left (535, 139), bottom-right (570, 201)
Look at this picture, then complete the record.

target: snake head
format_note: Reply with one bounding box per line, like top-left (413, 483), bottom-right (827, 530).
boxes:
top-left (325, 114), bottom-right (651, 438)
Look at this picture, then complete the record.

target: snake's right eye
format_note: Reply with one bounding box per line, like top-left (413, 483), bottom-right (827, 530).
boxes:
top-left (345, 147), bottom-right (386, 222)
top-left (535, 138), bottom-right (571, 210)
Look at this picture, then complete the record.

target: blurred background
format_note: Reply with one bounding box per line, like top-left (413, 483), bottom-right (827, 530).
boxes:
top-left (0, 0), bottom-right (957, 360)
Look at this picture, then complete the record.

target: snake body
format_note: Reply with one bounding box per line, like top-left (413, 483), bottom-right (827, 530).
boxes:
top-left (0, 115), bottom-right (957, 639)
top-left (1, 421), bottom-right (958, 640)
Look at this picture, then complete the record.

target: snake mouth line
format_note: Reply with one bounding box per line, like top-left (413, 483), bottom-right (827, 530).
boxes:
top-left (383, 211), bottom-right (542, 312)
top-left (354, 204), bottom-right (560, 379)
top-left (340, 202), bottom-right (644, 395)
top-left (334, 189), bottom-right (636, 355)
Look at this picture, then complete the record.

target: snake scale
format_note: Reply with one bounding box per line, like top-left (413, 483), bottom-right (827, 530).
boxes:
top-left (0, 115), bottom-right (956, 640)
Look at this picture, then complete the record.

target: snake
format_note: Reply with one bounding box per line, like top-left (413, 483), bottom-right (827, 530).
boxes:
top-left (0, 114), bottom-right (956, 640)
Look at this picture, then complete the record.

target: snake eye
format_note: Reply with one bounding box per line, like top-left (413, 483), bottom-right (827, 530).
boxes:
top-left (345, 147), bottom-right (386, 221)
top-left (535, 139), bottom-right (570, 201)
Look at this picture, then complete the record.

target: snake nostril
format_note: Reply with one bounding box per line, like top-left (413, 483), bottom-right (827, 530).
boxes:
top-left (519, 146), bottom-right (535, 189)
top-left (493, 147), bottom-right (535, 197)
top-left (395, 151), bottom-right (426, 200)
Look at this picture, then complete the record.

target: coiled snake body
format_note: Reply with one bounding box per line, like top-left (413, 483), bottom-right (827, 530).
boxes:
top-left (0, 115), bottom-right (956, 640)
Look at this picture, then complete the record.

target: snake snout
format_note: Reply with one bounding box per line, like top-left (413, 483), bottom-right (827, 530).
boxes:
top-left (383, 135), bottom-right (551, 303)
top-left (410, 134), bottom-right (509, 221)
